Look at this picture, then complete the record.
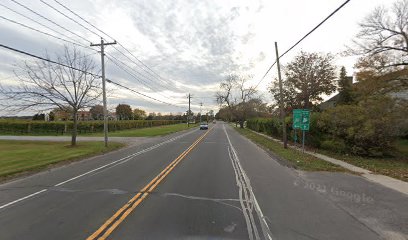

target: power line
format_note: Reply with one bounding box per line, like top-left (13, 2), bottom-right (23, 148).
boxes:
top-left (41, 1), bottom-right (179, 92)
top-left (0, 15), bottom-right (94, 52)
top-left (105, 54), bottom-right (158, 92)
top-left (254, 0), bottom-right (351, 89)
top-left (0, 43), bottom-right (182, 108)
top-left (114, 44), bottom-right (176, 88)
top-left (51, 0), bottom-right (115, 42)
top-left (40, 0), bottom-right (101, 39)
top-left (0, 3), bottom-right (82, 46)
top-left (106, 52), bottom-right (176, 93)
top-left (110, 46), bottom-right (179, 92)
top-left (106, 54), bottom-right (180, 101)
top-left (2, 2), bottom-right (177, 102)
top-left (0, 52), bottom-right (98, 81)
top-left (10, 0), bottom-right (89, 43)
top-left (0, 43), bottom-right (100, 77)
top-left (106, 79), bottom-right (183, 108)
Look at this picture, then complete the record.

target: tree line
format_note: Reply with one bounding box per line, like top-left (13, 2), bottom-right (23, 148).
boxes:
top-left (216, 0), bottom-right (408, 156)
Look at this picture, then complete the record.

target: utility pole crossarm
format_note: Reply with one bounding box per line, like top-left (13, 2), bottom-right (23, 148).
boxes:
top-left (90, 41), bottom-right (117, 47)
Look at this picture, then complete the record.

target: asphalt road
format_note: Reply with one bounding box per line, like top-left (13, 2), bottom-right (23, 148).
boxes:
top-left (0, 122), bottom-right (407, 240)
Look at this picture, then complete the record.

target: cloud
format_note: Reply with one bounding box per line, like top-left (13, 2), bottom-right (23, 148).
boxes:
top-left (0, 0), bottom-right (265, 116)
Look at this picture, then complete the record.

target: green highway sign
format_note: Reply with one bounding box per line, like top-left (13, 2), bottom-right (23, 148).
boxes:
top-left (293, 109), bottom-right (302, 129)
top-left (300, 109), bottom-right (310, 131)
top-left (293, 109), bottom-right (310, 131)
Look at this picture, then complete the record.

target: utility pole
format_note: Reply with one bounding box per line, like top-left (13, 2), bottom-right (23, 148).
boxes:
top-left (275, 42), bottom-right (287, 149)
top-left (187, 93), bottom-right (191, 127)
top-left (199, 102), bottom-right (203, 123)
top-left (91, 37), bottom-right (116, 147)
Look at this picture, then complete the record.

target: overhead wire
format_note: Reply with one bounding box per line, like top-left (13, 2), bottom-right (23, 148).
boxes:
top-left (51, 0), bottom-right (115, 41)
top-left (110, 45), bottom-right (179, 92)
top-left (2, 1), bottom-right (184, 108)
top-left (0, 3), bottom-right (83, 46)
top-left (107, 48), bottom-right (178, 92)
top-left (105, 53), bottom-right (177, 97)
top-left (0, 43), bottom-right (99, 77)
top-left (46, 0), bottom-right (180, 92)
top-left (0, 43), bottom-right (182, 107)
top-left (37, 0), bottom-right (182, 95)
top-left (9, 0), bottom-right (90, 43)
top-left (48, 0), bottom-right (222, 102)
top-left (2, 3), bottom-right (174, 98)
top-left (39, 0), bottom-right (101, 39)
top-left (254, 0), bottom-right (352, 89)
top-left (0, 15), bottom-right (95, 52)
top-left (105, 54), bottom-right (160, 92)
top-left (105, 80), bottom-right (184, 108)
top-left (0, 52), bottom-right (98, 81)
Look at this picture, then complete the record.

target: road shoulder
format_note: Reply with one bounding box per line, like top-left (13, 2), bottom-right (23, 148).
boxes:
top-left (228, 124), bottom-right (408, 240)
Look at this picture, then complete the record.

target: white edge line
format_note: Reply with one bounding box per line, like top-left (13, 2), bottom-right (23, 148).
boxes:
top-left (224, 124), bottom-right (273, 240)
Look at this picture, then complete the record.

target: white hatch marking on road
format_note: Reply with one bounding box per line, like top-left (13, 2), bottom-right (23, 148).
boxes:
top-left (228, 146), bottom-right (256, 240)
top-left (224, 124), bottom-right (273, 240)
top-left (0, 130), bottom-right (197, 210)
top-left (163, 193), bottom-right (243, 212)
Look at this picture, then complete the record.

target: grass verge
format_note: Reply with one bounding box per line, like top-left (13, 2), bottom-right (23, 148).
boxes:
top-left (87, 123), bottom-right (198, 137)
top-left (0, 140), bottom-right (124, 181)
top-left (317, 147), bottom-right (407, 182)
top-left (234, 127), bottom-right (350, 173)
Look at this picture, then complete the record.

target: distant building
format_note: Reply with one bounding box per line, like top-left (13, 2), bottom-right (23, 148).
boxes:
top-left (319, 94), bottom-right (341, 111)
top-left (107, 112), bottom-right (117, 120)
top-left (53, 110), bottom-right (92, 121)
top-left (319, 73), bottom-right (408, 111)
top-left (52, 109), bottom-right (118, 121)
top-left (319, 76), bottom-right (353, 111)
top-left (53, 109), bottom-right (71, 121)
top-left (77, 111), bottom-right (92, 121)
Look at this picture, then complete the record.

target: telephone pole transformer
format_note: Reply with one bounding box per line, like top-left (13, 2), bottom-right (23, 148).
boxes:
top-left (91, 38), bottom-right (116, 147)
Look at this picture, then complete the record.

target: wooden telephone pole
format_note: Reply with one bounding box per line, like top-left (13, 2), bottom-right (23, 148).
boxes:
top-left (187, 93), bottom-right (191, 127)
top-left (275, 42), bottom-right (288, 149)
top-left (91, 37), bottom-right (116, 147)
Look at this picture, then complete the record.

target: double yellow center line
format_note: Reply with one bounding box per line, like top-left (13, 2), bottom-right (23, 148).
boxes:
top-left (87, 127), bottom-right (213, 240)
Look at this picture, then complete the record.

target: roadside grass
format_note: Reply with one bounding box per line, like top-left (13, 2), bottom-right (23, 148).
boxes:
top-left (395, 138), bottom-right (408, 157)
top-left (234, 127), bottom-right (349, 173)
top-left (317, 139), bottom-right (408, 182)
top-left (87, 123), bottom-right (198, 137)
top-left (0, 140), bottom-right (124, 180)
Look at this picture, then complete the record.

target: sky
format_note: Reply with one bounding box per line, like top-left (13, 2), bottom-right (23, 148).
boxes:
top-left (0, 0), bottom-right (395, 116)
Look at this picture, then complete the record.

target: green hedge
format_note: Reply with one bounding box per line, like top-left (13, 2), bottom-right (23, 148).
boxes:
top-left (0, 120), bottom-right (182, 135)
top-left (246, 105), bottom-right (400, 157)
top-left (247, 114), bottom-right (322, 148)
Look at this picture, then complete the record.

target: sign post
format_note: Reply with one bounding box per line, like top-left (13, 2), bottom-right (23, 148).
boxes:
top-left (293, 109), bottom-right (310, 152)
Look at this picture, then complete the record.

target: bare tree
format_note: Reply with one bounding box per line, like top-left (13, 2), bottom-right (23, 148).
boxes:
top-left (216, 74), bottom-right (257, 127)
top-left (0, 46), bottom-right (102, 146)
top-left (236, 75), bottom-right (257, 128)
top-left (351, 0), bottom-right (408, 67)
top-left (216, 74), bottom-right (237, 122)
